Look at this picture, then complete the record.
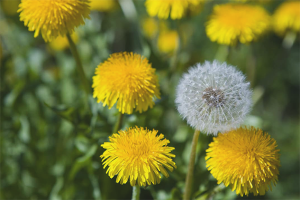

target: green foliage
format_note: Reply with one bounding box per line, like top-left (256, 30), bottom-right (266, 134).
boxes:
top-left (1, 0), bottom-right (299, 199)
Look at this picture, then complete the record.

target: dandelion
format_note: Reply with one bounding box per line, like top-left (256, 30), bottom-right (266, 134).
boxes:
top-left (18, 0), bottom-right (90, 42)
top-left (101, 127), bottom-right (176, 186)
top-left (205, 127), bottom-right (280, 196)
top-left (49, 33), bottom-right (79, 51)
top-left (273, 1), bottom-right (300, 36)
top-left (90, 0), bottom-right (118, 12)
top-left (175, 61), bottom-right (252, 135)
top-left (142, 18), bottom-right (159, 39)
top-left (157, 30), bottom-right (179, 54)
top-left (206, 4), bottom-right (270, 45)
top-left (145, 0), bottom-right (202, 20)
top-left (92, 52), bottom-right (160, 114)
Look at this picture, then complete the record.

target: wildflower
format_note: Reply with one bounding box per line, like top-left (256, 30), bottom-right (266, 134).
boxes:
top-left (273, 1), bottom-right (300, 36)
top-left (175, 61), bottom-right (252, 135)
top-left (157, 30), bottom-right (179, 54)
top-left (206, 4), bottom-right (270, 45)
top-left (49, 33), bottom-right (79, 51)
top-left (92, 52), bottom-right (160, 114)
top-left (145, 0), bottom-right (202, 20)
top-left (90, 0), bottom-right (117, 12)
top-left (18, 0), bottom-right (90, 42)
top-left (101, 127), bottom-right (176, 186)
top-left (142, 18), bottom-right (159, 39)
top-left (205, 127), bottom-right (280, 196)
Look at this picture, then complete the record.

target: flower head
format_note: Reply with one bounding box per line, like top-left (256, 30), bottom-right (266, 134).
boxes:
top-left (206, 4), bottom-right (270, 45)
top-left (18, 0), bottom-right (90, 42)
top-left (205, 127), bottom-right (280, 196)
top-left (175, 61), bottom-right (252, 135)
top-left (273, 1), bottom-right (300, 36)
top-left (142, 18), bottom-right (159, 39)
top-left (92, 52), bottom-right (160, 114)
top-left (90, 0), bottom-right (117, 12)
top-left (157, 30), bottom-right (179, 54)
top-left (145, 0), bottom-right (202, 20)
top-left (101, 127), bottom-right (176, 186)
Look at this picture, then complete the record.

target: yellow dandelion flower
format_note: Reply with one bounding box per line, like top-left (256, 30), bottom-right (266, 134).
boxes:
top-left (273, 1), bottom-right (300, 36)
top-left (206, 4), bottom-right (271, 45)
top-left (101, 127), bottom-right (176, 186)
top-left (205, 127), bottom-right (280, 196)
top-left (145, 0), bottom-right (202, 20)
top-left (142, 18), bottom-right (158, 39)
top-left (157, 30), bottom-right (179, 54)
top-left (48, 32), bottom-right (79, 51)
top-left (90, 0), bottom-right (117, 12)
top-left (92, 52), bottom-right (160, 114)
top-left (18, 0), bottom-right (90, 42)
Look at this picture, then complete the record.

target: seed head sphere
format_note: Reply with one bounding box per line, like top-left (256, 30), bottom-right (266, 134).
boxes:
top-left (175, 61), bottom-right (252, 135)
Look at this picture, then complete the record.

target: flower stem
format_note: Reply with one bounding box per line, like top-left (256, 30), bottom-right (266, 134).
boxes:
top-left (214, 45), bottom-right (229, 62)
top-left (132, 185), bottom-right (140, 200)
top-left (113, 113), bottom-right (124, 133)
top-left (283, 31), bottom-right (296, 49)
top-left (184, 129), bottom-right (201, 200)
top-left (66, 33), bottom-right (91, 95)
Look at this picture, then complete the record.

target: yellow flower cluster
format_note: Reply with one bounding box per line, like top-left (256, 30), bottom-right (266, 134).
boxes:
top-left (206, 4), bottom-right (271, 45)
top-left (206, 127), bottom-right (280, 196)
top-left (157, 30), bottom-right (179, 54)
top-left (18, 0), bottom-right (90, 42)
top-left (273, 1), bottom-right (300, 36)
top-left (92, 52), bottom-right (160, 114)
top-left (145, 0), bottom-right (203, 20)
top-left (101, 127), bottom-right (176, 186)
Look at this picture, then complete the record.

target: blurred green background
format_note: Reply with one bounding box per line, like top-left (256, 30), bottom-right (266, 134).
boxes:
top-left (0, 0), bottom-right (299, 199)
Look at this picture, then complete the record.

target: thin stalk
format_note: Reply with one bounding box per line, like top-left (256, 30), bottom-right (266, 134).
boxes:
top-left (282, 31), bottom-right (296, 49)
top-left (170, 20), bottom-right (182, 72)
top-left (132, 185), bottom-right (140, 200)
top-left (66, 33), bottom-right (91, 95)
top-left (113, 113), bottom-right (124, 133)
top-left (184, 129), bottom-right (201, 200)
top-left (247, 49), bottom-right (256, 87)
top-left (214, 45), bottom-right (229, 62)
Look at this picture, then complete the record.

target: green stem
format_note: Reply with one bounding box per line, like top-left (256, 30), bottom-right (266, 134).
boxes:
top-left (214, 45), bottom-right (229, 62)
top-left (283, 31), bottom-right (297, 49)
top-left (184, 129), bottom-right (201, 200)
top-left (132, 185), bottom-right (140, 200)
top-left (113, 113), bottom-right (124, 133)
top-left (170, 20), bottom-right (182, 72)
top-left (66, 33), bottom-right (91, 95)
top-left (247, 46), bottom-right (256, 87)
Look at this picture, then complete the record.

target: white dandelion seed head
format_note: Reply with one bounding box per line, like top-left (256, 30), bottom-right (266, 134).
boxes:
top-left (175, 60), bottom-right (252, 135)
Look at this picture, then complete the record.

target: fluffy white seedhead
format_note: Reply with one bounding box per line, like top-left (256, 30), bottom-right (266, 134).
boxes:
top-left (175, 60), bottom-right (252, 135)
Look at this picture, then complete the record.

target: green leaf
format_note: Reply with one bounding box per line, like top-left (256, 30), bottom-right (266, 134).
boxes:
top-left (68, 144), bottom-right (97, 180)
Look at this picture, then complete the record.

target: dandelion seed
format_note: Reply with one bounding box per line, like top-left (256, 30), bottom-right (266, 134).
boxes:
top-left (101, 127), bottom-right (176, 186)
top-left (175, 60), bottom-right (252, 135)
top-left (205, 127), bottom-right (280, 196)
